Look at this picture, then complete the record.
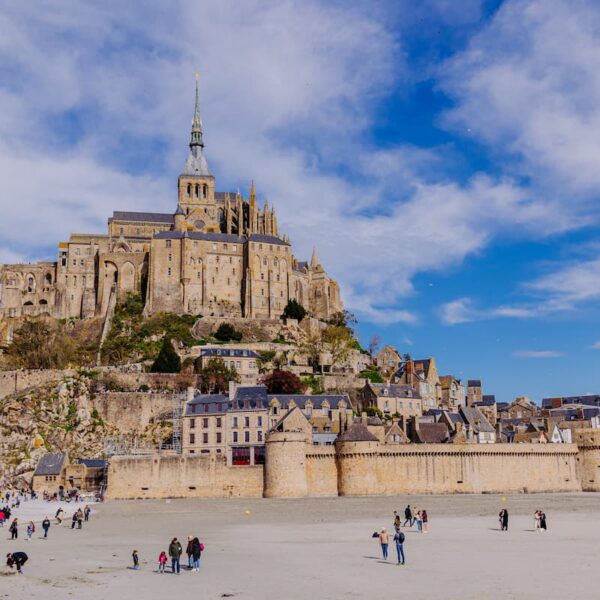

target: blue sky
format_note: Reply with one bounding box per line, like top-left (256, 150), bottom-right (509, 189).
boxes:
top-left (1, 0), bottom-right (600, 402)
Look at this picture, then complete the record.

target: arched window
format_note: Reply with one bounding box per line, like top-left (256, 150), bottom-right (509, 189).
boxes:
top-left (186, 183), bottom-right (191, 197)
top-left (202, 184), bottom-right (208, 198)
top-left (27, 276), bottom-right (35, 293)
top-left (194, 184), bottom-right (199, 198)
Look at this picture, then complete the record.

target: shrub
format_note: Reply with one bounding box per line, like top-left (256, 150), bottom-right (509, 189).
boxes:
top-left (365, 406), bottom-right (383, 419)
top-left (360, 369), bottom-right (384, 383)
top-left (214, 323), bottom-right (243, 342)
top-left (282, 299), bottom-right (306, 321)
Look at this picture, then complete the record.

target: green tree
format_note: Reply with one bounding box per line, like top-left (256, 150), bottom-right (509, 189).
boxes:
top-left (360, 369), bottom-right (384, 383)
top-left (214, 323), bottom-right (243, 342)
top-left (197, 357), bottom-right (240, 393)
top-left (282, 299), bottom-right (306, 321)
top-left (150, 337), bottom-right (181, 373)
top-left (322, 325), bottom-right (354, 369)
top-left (260, 369), bottom-right (304, 394)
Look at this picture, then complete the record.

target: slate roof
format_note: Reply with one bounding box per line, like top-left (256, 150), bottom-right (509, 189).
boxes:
top-left (154, 231), bottom-right (245, 243)
top-left (368, 383), bottom-right (420, 399)
top-left (459, 406), bottom-right (495, 433)
top-left (181, 146), bottom-right (211, 176)
top-left (337, 422), bottom-right (379, 442)
top-left (416, 423), bottom-right (449, 444)
top-left (110, 211), bottom-right (174, 224)
top-left (467, 380), bottom-right (482, 387)
top-left (201, 348), bottom-right (258, 359)
top-left (77, 458), bottom-right (108, 469)
top-left (496, 402), bottom-right (510, 411)
top-left (542, 395), bottom-right (600, 409)
top-left (214, 192), bottom-right (238, 201)
top-left (34, 453), bottom-right (65, 476)
top-left (248, 234), bottom-right (290, 246)
top-left (473, 395), bottom-right (496, 407)
top-left (269, 394), bottom-right (348, 410)
top-left (186, 394), bottom-right (230, 416)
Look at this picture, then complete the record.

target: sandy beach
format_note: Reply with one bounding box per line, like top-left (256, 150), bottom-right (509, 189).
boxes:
top-left (1, 493), bottom-right (599, 600)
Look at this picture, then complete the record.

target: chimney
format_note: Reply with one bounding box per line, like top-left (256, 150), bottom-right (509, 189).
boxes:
top-left (228, 380), bottom-right (238, 402)
top-left (186, 386), bottom-right (195, 403)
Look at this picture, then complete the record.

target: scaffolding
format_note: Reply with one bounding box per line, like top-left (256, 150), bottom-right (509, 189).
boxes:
top-left (160, 392), bottom-right (185, 454)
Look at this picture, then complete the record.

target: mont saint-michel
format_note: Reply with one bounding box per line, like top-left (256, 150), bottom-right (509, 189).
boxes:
top-left (0, 79), bottom-right (342, 327)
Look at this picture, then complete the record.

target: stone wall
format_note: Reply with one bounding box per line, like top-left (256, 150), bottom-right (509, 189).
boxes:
top-left (305, 446), bottom-right (338, 496)
top-left (573, 429), bottom-right (600, 492)
top-left (0, 369), bottom-right (74, 399)
top-left (91, 392), bottom-right (177, 431)
top-left (105, 454), bottom-right (263, 499)
top-left (337, 444), bottom-right (581, 495)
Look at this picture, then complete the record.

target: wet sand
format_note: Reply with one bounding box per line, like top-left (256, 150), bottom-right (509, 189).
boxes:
top-left (1, 493), bottom-right (599, 599)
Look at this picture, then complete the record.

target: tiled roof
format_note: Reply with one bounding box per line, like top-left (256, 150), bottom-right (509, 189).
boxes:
top-left (34, 453), bottom-right (65, 476)
top-left (110, 211), bottom-right (174, 224)
top-left (337, 423), bottom-right (379, 442)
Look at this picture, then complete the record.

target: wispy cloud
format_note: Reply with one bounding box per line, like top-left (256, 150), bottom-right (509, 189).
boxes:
top-left (589, 341), bottom-right (600, 350)
top-left (513, 350), bottom-right (564, 359)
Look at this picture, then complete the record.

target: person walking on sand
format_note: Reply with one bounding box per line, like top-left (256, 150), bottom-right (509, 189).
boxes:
top-left (416, 511), bottom-right (423, 533)
top-left (379, 528), bottom-right (389, 561)
top-left (132, 550), bottom-right (140, 570)
top-left (158, 551), bottom-right (168, 574)
top-left (84, 505), bottom-right (91, 522)
top-left (393, 511), bottom-right (401, 531)
top-left (169, 537), bottom-right (182, 574)
top-left (26, 521), bottom-right (34, 541)
top-left (499, 509), bottom-right (509, 531)
top-left (422, 509), bottom-right (429, 533)
top-left (191, 537), bottom-right (202, 571)
top-left (6, 551), bottom-right (28, 574)
top-left (393, 528), bottom-right (406, 565)
top-left (42, 517), bottom-right (50, 539)
top-left (540, 511), bottom-right (547, 532)
top-left (9, 518), bottom-right (18, 540)
top-left (55, 508), bottom-right (63, 525)
top-left (403, 505), bottom-right (412, 527)
top-left (534, 510), bottom-right (541, 532)
top-left (76, 509), bottom-right (83, 530)
top-left (186, 535), bottom-right (194, 569)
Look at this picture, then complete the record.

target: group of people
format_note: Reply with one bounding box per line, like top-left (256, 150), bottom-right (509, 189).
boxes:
top-left (534, 510), bottom-right (548, 532)
top-left (138, 535), bottom-right (205, 574)
top-left (377, 505), bottom-right (431, 566)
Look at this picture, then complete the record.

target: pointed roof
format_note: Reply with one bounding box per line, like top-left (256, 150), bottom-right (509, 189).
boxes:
top-left (249, 180), bottom-right (256, 203)
top-left (181, 75), bottom-right (212, 177)
top-left (175, 203), bottom-right (185, 216)
top-left (310, 247), bottom-right (320, 268)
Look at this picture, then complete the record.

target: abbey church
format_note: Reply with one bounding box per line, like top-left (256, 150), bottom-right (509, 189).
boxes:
top-left (0, 82), bottom-right (343, 323)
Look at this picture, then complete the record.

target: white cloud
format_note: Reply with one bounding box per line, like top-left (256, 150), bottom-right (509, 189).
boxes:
top-left (589, 341), bottom-right (600, 349)
top-left (442, 0), bottom-right (600, 198)
top-left (513, 350), bottom-right (564, 358)
top-left (0, 0), bottom-right (598, 325)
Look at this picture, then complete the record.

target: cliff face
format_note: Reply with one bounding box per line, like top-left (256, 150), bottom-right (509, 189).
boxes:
top-left (0, 375), bottom-right (171, 490)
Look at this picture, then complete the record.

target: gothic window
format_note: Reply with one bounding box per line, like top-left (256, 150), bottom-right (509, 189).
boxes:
top-left (195, 184), bottom-right (199, 198)
top-left (45, 273), bottom-right (52, 286)
top-left (202, 184), bottom-right (208, 198)
top-left (187, 183), bottom-right (191, 197)
top-left (27, 276), bottom-right (35, 292)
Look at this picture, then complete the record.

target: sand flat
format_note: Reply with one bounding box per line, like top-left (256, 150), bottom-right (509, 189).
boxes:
top-left (1, 493), bottom-right (599, 599)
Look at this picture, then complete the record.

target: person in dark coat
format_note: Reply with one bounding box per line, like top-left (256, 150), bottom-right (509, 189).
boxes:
top-left (191, 537), bottom-right (202, 571)
top-left (540, 512), bottom-right (547, 531)
top-left (403, 505), bottom-right (413, 527)
top-left (42, 517), bottom-right (51, 539)
top-left (499, 509), bottom-right (509, 531)
top-left (7, 551), bottom-right (28, 574)
top-left (168, 538), bottom-right (182, 574)
top-left (9, 518), bottom-right (18, 540)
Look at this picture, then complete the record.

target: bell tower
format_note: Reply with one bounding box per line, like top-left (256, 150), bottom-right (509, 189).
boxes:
top-left (177, 74), bottom-right (218, 231)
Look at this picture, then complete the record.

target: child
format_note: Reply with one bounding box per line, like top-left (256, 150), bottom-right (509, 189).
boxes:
top-left (158, 550), bottom-right (167, 574)
top-left (26, 521), bottom-right (35, 540)
top-left (132, 550), bottom-right (140, 570)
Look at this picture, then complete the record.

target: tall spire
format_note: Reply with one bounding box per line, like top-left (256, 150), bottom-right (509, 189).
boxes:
top-left (310, 247), bottom-right (320, 268)
top-left (249, 179), bottom-right (256, 203)
top-left (190, 72), bottom-right (204, 149)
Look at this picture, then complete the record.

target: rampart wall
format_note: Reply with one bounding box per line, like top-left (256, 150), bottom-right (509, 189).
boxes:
top-left (573, 429), bottom-right (600, 492)
top-left (0, 369), bottom-right (75, 399)
top-left (91, 392), bottom-right (176, 431)
top-left (106, 454), bottom-right (263, 499)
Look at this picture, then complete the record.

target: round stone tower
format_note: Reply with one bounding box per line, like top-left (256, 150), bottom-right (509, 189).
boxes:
top-left (264, 430), bottom-right (308, 498)
top-left (335, 422), bottom-right (380, 496)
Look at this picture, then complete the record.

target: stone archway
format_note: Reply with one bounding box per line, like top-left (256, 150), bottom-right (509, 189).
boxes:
top-left (119, 261), bottom-right (136, 297)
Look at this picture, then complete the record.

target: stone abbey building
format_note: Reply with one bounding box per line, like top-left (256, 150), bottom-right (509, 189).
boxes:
top-left (0, 81), bottom-right (342, 323)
